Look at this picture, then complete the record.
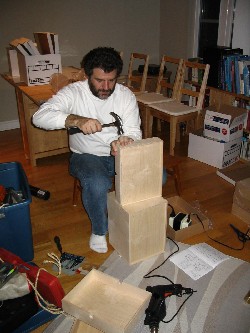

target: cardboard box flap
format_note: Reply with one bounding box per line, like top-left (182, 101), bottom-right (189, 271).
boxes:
top-left (166, 196), bottom-right (210, 241)
top-left (204, 104), bottom-right (247, 143)
top-left (206, 104), bottom-right (247, 124)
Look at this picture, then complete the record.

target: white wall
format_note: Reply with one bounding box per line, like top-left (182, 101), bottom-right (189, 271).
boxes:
top-left (0, 0), bottom-right (160, 128)
top-left (159, 0), bottom-right (191, 60)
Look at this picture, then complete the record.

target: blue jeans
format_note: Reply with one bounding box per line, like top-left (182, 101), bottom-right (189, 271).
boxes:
top-left (69, 152), bottom-right (167, 236)
top-left (70, 153), bottom-right (115, 236)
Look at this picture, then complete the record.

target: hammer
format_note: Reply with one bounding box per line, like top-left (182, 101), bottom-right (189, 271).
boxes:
top-left (68, 112), bottom-right (124, 135)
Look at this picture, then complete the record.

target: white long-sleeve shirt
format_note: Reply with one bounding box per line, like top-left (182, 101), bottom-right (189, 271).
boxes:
top-left (32, 80), bottom-right (142, 156)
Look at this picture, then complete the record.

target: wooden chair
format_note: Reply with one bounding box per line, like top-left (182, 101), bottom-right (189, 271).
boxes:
top-left (165, 154), bottom-right (182, 195)
top-left (146, 60), bottom-right (210, 155)
top-left (125, 53), bottom-right (149, 94)
top-left (136, 55), bottom-right (184, 137)
top-left (137, 55), bottom-right (184, 104)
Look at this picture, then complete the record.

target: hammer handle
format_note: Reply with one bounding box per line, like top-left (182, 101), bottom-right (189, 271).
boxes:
top-left (68, 123), bottom-right (114, 134)
top-left (54, 236), bottom-right (63, 255)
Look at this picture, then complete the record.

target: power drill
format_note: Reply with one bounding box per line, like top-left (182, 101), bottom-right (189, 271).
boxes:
top-left (144, 284), bottom-right (194, 333)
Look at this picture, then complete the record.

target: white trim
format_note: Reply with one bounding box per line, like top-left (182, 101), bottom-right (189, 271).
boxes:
top-left (192, 0), bottom-right (201, 57)
top-left (0, 120), bottom-right (20, 131)
top-left (217, 0), bottom-right (235, 47)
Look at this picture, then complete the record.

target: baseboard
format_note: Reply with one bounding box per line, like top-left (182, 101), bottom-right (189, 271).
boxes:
top-left (0, 119), bottom-right (20, 131)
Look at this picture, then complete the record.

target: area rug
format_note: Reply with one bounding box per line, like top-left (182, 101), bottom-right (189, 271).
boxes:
top-left (43, 241), bottom-right (250, 333)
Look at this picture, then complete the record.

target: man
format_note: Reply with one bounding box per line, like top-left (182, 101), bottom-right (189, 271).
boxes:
top-left (32, 47), bottom-right (142, 254)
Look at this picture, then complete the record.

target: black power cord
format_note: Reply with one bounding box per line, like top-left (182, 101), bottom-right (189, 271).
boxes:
top-left (143, 238), bottom-right (196, 326)
top-left (191, 213), bottom-right (250, 251)
top-left (143, 237), bottom-right (179, 284)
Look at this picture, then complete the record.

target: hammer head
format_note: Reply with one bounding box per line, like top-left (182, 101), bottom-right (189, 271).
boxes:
top-left (109, 112), bottom-right (124, 135)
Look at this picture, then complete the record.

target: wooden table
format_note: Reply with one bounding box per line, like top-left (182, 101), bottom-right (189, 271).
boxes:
top-left (1, 67), bottom-right (80, 166)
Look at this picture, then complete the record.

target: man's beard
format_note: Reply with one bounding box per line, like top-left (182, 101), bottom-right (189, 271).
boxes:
top-left (88, 80), bottom-right (116, 100)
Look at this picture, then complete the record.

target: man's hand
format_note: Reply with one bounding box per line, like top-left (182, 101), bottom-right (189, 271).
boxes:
top-left (77, 118), bottom-right (102, 134)
top-left (65, 114), bottom-right (102, 134)
top-left (111, 136), bottom-right (134, 156)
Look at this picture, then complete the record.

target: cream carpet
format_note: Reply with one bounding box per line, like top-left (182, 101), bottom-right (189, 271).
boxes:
top-left (44, 240), bottom-right (250, 333)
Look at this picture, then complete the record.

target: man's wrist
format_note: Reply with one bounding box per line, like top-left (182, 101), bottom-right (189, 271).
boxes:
top-left (65, 114), bottom-right (83, 128)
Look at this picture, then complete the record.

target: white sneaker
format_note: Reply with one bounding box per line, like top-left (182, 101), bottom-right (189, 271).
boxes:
top-left (89, 234), bottom-right (108, 253)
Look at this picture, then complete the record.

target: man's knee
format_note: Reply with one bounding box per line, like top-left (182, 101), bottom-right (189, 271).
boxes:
top-left (84, 175), bottom-right (112, 195)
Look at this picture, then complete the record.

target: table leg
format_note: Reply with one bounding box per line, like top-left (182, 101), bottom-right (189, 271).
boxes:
top-left (15, 88), bottom-right (30, 160)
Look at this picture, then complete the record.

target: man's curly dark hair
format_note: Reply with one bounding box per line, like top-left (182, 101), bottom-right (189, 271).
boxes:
top-left (81, 47), bottom-right (123, 77)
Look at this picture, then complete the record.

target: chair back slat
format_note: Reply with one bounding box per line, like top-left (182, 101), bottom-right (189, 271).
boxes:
top-left (156, 56), bottom-right (184, 100)
top-left (127, 53), bottom-right (149, 92)
top-left (176, 61), bottom-right (210, 109)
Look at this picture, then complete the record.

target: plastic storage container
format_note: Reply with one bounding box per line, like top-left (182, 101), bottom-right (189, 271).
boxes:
top-left (0, 162), bottom-right (33, 261)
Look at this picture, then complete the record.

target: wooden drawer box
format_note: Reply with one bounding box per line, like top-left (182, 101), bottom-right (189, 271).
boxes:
top-left (62, 269), bottom-right (151, 333)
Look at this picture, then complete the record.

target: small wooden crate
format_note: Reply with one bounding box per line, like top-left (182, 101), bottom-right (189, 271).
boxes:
top-left (108, 192), bottom-right (167, 265)
top-left (166, 196), bottom-right (209, 241)
top-left (62, 269), bottom-right (151, 333)
top-left (115, 138), bottom-right (163, 205)
top-left (232, 178), bottom-right (250, 225)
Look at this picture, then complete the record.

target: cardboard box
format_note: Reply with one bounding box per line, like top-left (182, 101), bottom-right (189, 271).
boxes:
top-left (216, 162), bottom-right (250, 185)
top-left (188, 129), bottom-right (242, 169)
top-left (204, 104), bottom-right (247, 142)
top-left (166, 196), bottom-right (209, 241)
top-left (232, 178), bottom-right (250, 225)
top-left (6, 47), bottom-right (20, 77)
top-left (108, 192), bottom-right (167, 265)
top-left (17, 53), bottom-right (62, 86)
top-left (62, 269), bottom-right (151, 333)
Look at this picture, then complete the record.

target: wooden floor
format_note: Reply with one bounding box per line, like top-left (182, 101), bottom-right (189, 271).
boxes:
top-left (0, 126), bottom-right (249, 332)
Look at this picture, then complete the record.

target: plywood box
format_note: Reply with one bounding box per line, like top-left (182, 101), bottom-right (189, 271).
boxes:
top-left (115, 138), bottom-right (163, 205)
top-left (167, 196), bottom-right (209, 241)
top-left (108, 191), bottom-right (167, 265)
top-left (232, 178), bottom-right (250, 225)
top-left (71, 320), bottom-right (103, 333)
top-left (62, 269), bottom-right (151, 333)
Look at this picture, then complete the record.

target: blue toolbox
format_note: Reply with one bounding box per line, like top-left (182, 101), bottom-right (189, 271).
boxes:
top-left (0, 161), bottom-right (33, 262)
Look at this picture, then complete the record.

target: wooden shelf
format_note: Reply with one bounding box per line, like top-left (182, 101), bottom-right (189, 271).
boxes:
top-left (208, 86), bottom-right (250, 102)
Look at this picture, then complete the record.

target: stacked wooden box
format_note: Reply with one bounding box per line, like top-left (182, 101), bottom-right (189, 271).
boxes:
top-left (108, 137), bottom-right (168, 265)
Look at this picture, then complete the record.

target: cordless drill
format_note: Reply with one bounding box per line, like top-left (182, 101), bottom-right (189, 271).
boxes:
top-left (144, 284), bottom-right (194, 333)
